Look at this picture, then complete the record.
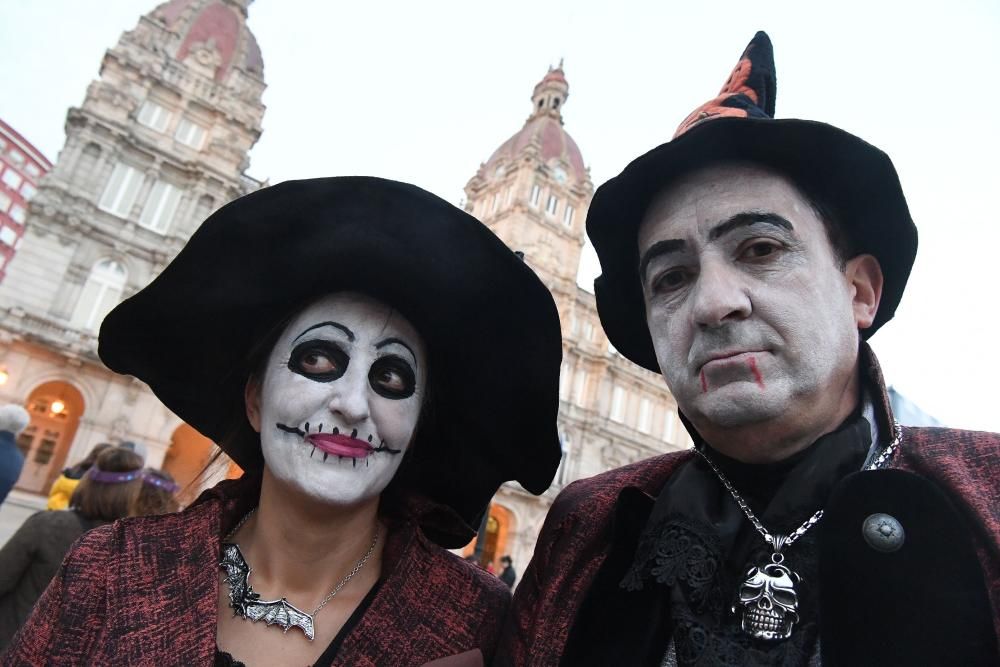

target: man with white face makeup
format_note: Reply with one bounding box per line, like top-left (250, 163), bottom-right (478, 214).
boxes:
top-left (499, 33), bottom-right (1000, 666)
top-left (6, 177), bottom-right (564, 667)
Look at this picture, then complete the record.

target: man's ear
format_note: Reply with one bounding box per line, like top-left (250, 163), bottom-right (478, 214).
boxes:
top-left (846, 254), bottom-right (884, 329)
top-left (244, 378), bottom-right (262, 433)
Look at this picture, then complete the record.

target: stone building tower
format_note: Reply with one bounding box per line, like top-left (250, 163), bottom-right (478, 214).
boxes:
top-left (463, 66), bottom-right (691, 572)
top-left (0, 0), bottom-right (265, 511)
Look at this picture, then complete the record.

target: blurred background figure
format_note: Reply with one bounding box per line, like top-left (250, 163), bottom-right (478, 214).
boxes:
top-left (0, 405), bottom-right (31, 506)
top-left (499, 555), bottom-right (517, 590)
top-left (0, 446), bottom-right (177, 649)
top-left (133, 468), bottom-right (180, 516)
top-left (44, 442), bottom-right (115, 510)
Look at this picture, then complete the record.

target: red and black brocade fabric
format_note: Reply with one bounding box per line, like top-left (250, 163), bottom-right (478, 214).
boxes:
top-left (1, 475), bottom-right (510, 666)
top-left (495, 347), bottom-right (1000, 665)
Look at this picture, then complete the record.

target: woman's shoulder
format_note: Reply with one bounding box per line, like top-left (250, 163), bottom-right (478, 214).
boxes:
top-left (409, 532), bottom-right (510, 603)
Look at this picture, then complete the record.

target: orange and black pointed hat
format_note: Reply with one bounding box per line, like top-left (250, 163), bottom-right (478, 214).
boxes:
top-left (587, 31), bottom-right (916, 373)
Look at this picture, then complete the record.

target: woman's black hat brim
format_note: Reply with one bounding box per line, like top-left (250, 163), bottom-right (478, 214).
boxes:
top-left (99, 177), bottom-right (563, 546)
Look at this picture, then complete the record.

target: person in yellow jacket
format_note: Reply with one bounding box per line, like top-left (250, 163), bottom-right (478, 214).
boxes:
top-left (45, 443), bottom-right (114, 510)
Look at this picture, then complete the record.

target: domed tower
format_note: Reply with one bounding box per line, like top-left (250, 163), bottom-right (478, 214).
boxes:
top-left (464, 64), bottom-right (593, 304)
top-left (0, 0), bottom-right (265, 500)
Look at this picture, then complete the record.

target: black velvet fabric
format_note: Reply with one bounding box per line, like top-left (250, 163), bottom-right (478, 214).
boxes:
top-left (820, 469), bottom-right (998, 665)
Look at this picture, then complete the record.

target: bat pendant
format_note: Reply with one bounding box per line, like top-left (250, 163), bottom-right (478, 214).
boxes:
top-left (219, 542), bottom-right (316, 640)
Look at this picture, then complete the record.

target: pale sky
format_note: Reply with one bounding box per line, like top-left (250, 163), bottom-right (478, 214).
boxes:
top-left (1, 0), bottom-right (998, 431)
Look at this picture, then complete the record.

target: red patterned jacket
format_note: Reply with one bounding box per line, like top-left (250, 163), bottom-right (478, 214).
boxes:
top-left (1, 476), bottom-right (509, 666)
top-left (497, 350), bottom-right (1000, 665)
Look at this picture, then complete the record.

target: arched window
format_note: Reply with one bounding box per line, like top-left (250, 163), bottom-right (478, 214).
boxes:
top-left (70, 259), bottom-right (127, 331)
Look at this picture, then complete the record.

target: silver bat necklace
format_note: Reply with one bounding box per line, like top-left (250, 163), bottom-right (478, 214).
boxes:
top-left (219, 508), bottom-right (379, 641)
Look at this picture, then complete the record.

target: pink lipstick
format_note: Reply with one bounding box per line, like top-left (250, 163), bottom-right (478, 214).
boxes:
top-left (305, 433), bottom-right (373, 458)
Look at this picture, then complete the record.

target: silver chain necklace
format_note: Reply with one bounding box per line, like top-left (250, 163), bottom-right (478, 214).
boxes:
top-left (695, 422), bottom-right (901, 641)
top-left (218, 508), bottom-right (379, 641)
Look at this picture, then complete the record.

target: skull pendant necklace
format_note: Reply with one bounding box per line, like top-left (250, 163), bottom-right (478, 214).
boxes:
top-left (695, 423), bottom-right (901, 641)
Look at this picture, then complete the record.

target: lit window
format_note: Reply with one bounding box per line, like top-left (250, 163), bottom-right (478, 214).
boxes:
top-left (70, 259), bottom-right (127, 331)
top-left (546, 194), bottom-right (558, 216)
top-left (529, 183), bottom-right (541, 208)
top-left (0, 226), bottom-right (16, 246)
top-left (610, 386), bottom-right (626, 422)
top-left (137, 100), bottom-right (171, 133)
top-left (99, 162), bottom-right (144, 218)
top-left (139, 180), bottom-right (182, 233)
top-left (563, 205), bottom-right (575, 228)
top-left (0, 191), bottom-right (10, 212)
top-left (8, 150), bottom-right (24, 165)
top-left (664, 410), bottom-right (677, 442)
top-left (174, 117), bottom-right (207, 149)
top-left (2, 169), bottom-right (23, 190)
top-left (638, 398), bottom-right (652, 433)
top-left (20, 182), bottom-right (36, 200)
top-left (25, 163), bottom-right (41, 178)
top-left (9, 205), bottom-right (25, 224)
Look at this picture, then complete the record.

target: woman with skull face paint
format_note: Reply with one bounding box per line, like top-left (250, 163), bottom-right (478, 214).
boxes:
top-left (2, 178), bottom-right (563, 667)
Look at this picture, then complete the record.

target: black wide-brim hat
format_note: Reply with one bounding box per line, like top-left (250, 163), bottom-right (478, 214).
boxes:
top-left (99, 177), bottom-right (563, 546)
top-left (587, 32), bottom-right (918, 372)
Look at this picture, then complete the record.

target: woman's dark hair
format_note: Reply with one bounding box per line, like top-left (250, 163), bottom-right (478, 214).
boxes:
top-left (133, 468), bottom-right (180, 516)
top-left (69, 446), bottom-right (144, 521)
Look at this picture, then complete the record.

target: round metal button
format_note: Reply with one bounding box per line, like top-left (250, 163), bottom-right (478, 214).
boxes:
top-left (862, 513), bottom-right (905, 552)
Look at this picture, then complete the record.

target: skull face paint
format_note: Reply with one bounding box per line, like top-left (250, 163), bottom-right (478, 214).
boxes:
top-left (248, 292), bottom-right (426, 507)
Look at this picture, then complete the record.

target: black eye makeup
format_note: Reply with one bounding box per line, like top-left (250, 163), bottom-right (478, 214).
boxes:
top-left (368, 355), bottom-right (417, 399)
top-left (288, 340), bottom-right (349, 382)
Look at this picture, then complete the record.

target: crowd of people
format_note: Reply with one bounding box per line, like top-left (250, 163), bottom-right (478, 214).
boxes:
top-left (0, 30), bottom-right (996, 666)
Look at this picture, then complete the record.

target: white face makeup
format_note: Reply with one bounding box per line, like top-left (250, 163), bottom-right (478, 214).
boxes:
top-left (248, 292), bottom-right (427, 507)
top-left (637, 163), bottom-right (873, 438)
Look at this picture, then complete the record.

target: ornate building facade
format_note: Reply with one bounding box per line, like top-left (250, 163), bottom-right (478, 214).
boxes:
top-left (0, 0), bottom-right (265, 513)
top-left (462, 67), bottom-right (690, 572)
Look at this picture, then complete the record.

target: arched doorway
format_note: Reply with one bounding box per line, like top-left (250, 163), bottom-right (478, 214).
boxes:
top-left (463, 503), bottom-right (515, 573)
top-left (15, 381), bottom-right (85, 494)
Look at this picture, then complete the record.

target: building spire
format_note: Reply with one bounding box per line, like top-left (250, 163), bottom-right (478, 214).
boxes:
top-left (530, 63), bottom-right (570, 124)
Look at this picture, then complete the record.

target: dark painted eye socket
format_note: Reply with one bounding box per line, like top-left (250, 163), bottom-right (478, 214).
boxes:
top-left (288, 341), bottom-right (349, 382)
top-left (369, 356), bottom-right (416, 399)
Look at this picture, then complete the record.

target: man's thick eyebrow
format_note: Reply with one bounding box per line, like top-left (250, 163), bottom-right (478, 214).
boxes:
top-left (708, 212), bottom-right (793, 241)
top-left (292, 321), bottom-right (355, 343)
top-left (638, 239), bottom-right (686, 280)
top-left (375, 337), bottom-right (418, 367)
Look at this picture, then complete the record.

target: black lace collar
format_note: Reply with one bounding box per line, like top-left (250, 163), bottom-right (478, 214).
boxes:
top-left (621, 410), bottom-right (873, 666)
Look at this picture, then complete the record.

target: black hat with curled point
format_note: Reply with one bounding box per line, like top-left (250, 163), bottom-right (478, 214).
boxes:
top-left (586, 31), bottom-right (918, 372)
top-left (98, 177), bottom-right (563, 547)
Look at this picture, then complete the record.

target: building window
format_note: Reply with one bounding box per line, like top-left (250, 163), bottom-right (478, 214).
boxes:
top-left (139, 181), bottom-right (182, 233)
top-left (25, 163), bottom-right (41, 178)
top-left (529, 183), bottom-right (541, 208)
top-left (572, 371), bottom-right (588, 407)
top-left (504, 187), bottom-right (512, 205)
top-left (8, 150), bottom-right (25, 165)
top-left (610, 386), bottom-right (626, 422)
top-left (491, 191), bottom-right (501, 213)
top-left (20, 182), bottom-right (37, 200)
top-left (137, 100), bottom-right (171, 133)
top-left (559, 362), bottom-right (572, 400)
top-left (99, 162), bottom-right (144, 219)
top-left (545, 194), bottom-right (558, 216)
top-left (563, 205), bottom-right (575, 228)
top-left (70, 259), bottom-right (127, 331)
top-left (0, 226), bottom-right (16, 246)
top-left (2, 169), bottom-right (23, 191)
top-left (638, 398), bottom-right (652, 433)
top-left (664, 410), bottom-right (677, 442)
top-left (0, 191), bottom-right (10, 212)
top-left (174, 117), bottom-right (207, 149)
top-left (9, 205), bottom-right (25, 224)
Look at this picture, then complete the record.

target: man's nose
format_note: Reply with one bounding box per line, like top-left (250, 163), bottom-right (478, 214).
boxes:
top-left (690, 261), bottom-right (752, 328)
top-left (327, 367), bottom-right (371, 425)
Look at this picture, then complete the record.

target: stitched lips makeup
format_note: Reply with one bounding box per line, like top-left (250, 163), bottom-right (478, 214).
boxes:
top-left (307, 433), bottom-right (376, 458)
